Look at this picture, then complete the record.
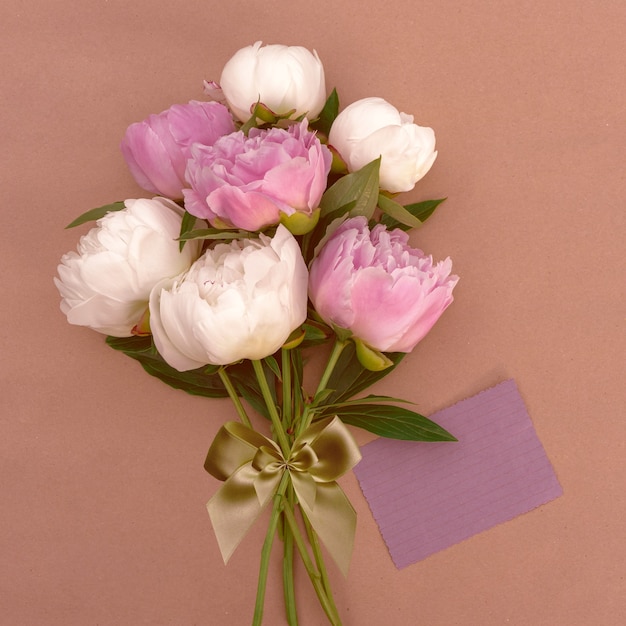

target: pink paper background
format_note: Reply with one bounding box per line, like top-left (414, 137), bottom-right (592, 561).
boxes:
top-left (2, 2), bottom-right (625, 624)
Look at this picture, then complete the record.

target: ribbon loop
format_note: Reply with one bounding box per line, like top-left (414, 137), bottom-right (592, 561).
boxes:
top-left (252, 445), bottom-right (282, 472)
top-left (204, 416), bottom-right (361, 575)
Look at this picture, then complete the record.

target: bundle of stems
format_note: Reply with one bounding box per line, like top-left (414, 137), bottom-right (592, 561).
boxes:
top-left (219, 342), bottom-right (348, 625)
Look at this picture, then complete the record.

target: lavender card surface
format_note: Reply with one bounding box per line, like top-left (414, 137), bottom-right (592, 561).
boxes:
top-left (354, 379), bottom-right (563, 568)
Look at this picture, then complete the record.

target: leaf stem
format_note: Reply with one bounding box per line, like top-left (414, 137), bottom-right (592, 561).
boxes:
top-left (218, 366), bottom-right (252, 428)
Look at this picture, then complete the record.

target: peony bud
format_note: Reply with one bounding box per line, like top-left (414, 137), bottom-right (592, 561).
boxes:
top-left (219, 41), bottom-right (327, 123)
top-left (328, 97), bottom-right (437, 193)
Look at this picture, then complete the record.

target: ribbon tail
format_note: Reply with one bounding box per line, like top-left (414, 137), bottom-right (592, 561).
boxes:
top-left (296, 480), bottom-right (357, 577)
top-left (207, 464), bottom-right (277, 564)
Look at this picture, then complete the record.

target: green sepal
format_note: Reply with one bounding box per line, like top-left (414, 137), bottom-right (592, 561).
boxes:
top-left (353, 337), bottom-right (394, 371)
top-left (380, 198), bottom-right (447, 231)
top-left (331, 324), bottom-right (353, 343)
top-left (329, 145), bottom-right (348, 175)
top-left (240, 101), bottom-right (297, 134)
top-left (280, 208), bottom-right (320, 235)
top-left (253, 102), bottom-right (282, 124)
top-left (65, 201), bottom-right (125, 229)
top-left (282, 327), bottom-right (306, 350)
top-left (329, 404), bottom-right (457, 441)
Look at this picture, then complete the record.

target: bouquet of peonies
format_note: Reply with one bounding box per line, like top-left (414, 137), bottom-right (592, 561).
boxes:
top-left (55, 41), bottom-right (459, 625)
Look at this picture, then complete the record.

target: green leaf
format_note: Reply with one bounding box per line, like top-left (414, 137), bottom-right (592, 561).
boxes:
top-left (319, 158), bottom-right (381, 219)
top-left (310, 88), bottom-right (339, 136)
top-left (178, 228), bottom-right (251, 241)
top-left (291, 349), bottom-right (303, 386)
top-left (323, 394), bottom-right (414, 409)
top-left (105, 335), bottom-right (151, 353)
top-left (65, 201), bottom-right (125, 229)
top-left (264, 354), bottom-right (282, 382)
top-left (377, 194), bottom-right (424, 230)
top-left (330, 404), bottom-right (457, 441)
top-left (178, 210), bottom-right (197, 251)
top-left (311, 388), bottom-right (334, 407)
top-left (380, 198), bottom-right (447, 231)
top-left (138, 361), bottom-right (227, 397)
top-left (234, 380), bottom-right (270, 420)
top-left (104, 335), bottom-right (281, 416)
top-left (105, 335), bottom-right (230, 398)
top-left (301, 320), bottom-right (331, 347)
top-left (234, 359), bottom-right (278, 421)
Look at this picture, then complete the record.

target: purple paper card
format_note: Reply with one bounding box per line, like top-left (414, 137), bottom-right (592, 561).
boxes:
top-left (354, 379), bottom-right (562, 569)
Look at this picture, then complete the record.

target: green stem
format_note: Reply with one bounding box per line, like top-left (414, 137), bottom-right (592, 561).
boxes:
top-left (315, 339), bottom-right (347, 398)
top-left (296, 340), bottom-right (347, 437)
top-left (252, 472), bottom-right (290, 626)
top-left (252, 359), bottom-right (291, 457)
top-left (280, 349), bottom-right (298, 624)
top-left (218, 366), bottom-right (252, 428)
top-left (303, 514), bottom-right (336, 605)
top-left (281, 348), bottom-right (293, 433)
top-left (282, 483), bottom-right (298, 625)
top-left (282, 504), bottom-right (342, 626)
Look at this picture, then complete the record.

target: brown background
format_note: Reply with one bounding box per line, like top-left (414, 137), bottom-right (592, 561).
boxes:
top-left (1, 1), bottom-right (624, 624)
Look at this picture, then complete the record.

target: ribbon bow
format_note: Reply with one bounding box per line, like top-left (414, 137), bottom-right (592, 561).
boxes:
top-left (204, 416), bottom-right (362, 576)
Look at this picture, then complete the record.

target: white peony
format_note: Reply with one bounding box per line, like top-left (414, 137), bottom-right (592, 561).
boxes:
top-left (219, 41), bottom-right (326, 123)
top-left (54, 197), bottom-right (201, 337)
top-left (328, 97), bottom-right (437, 193)
top-left (149, 225), bottom-right (308, 370)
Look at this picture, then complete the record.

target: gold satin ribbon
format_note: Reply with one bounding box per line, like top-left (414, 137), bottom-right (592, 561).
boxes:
top-left (204, 416), bottom-right (362, 576)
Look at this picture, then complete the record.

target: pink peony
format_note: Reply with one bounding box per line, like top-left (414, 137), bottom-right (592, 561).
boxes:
top-left (121, 101), bottom-right (236, 199)
top-left (309, 216), bottom-right (458, 353)
top-left (183, 120), bottom-right (331, 232)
